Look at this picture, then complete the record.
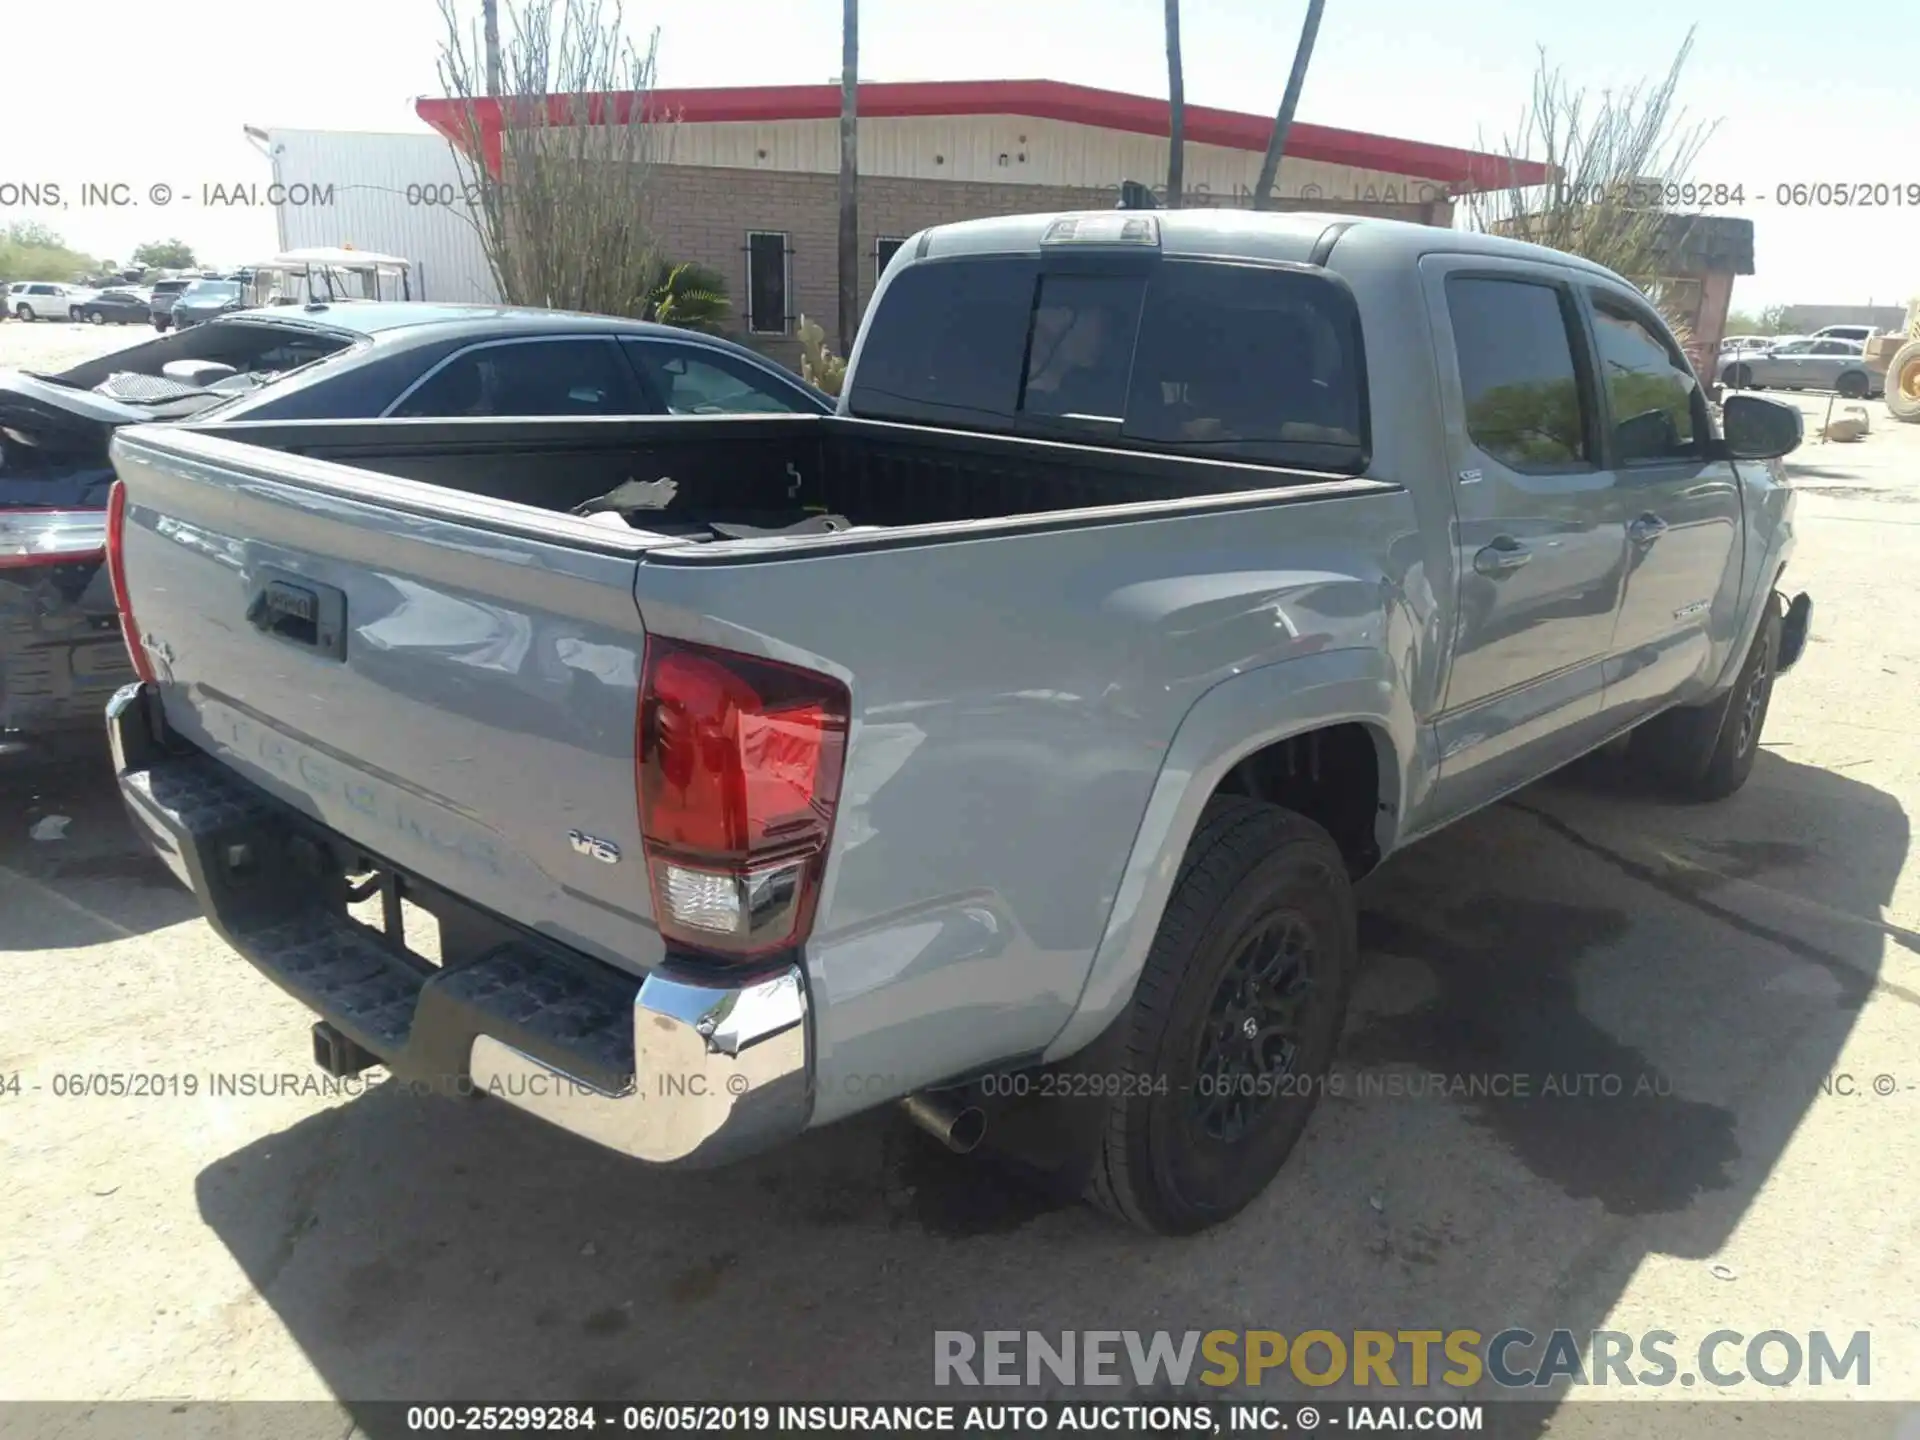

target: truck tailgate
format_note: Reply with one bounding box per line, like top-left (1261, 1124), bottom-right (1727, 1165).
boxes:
top-left (109, 424), bottom-right (665, 975)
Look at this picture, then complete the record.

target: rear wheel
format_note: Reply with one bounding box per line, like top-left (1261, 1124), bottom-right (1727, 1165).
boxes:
top-left (1838, 372), bottom-right (1867, 399)
top-left (17, 304), bottom-right (35, 321)
top-left (1086, 798), bottom-right (1356, 1234)
top-left (1726, 363), bottom-right (1753, 389)
top-left (1631, 595), bottom-right (1782, 801)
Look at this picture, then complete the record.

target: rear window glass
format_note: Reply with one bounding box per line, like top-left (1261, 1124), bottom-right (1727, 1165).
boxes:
top-left (848, 254), bottom-right (1366, 471)
top-left (846, 257), bottom-right (1036, 421)
top-left (1123, 261), bottom-right (1364, 462)
top-left (1022, 273), bottom-right (1145, 421)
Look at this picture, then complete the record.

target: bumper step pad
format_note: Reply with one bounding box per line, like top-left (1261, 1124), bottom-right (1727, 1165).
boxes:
top-left (120, 747), bottom-right (636, 1092)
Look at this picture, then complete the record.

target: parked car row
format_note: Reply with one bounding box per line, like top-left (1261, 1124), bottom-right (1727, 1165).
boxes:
top-left (1, 300), bottom-right (831, 749)
top-left (1, 274), bottom-right (257, 329)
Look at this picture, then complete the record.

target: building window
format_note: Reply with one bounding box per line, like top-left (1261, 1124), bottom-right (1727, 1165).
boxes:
top-left (875, 236), bottom-right (908, 281)
top-left (746, 231), bottom-right (789, 335)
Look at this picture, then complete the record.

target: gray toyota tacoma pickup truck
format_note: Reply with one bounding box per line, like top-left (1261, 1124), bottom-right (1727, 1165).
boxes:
top-left (102, 209), bottom-right (1813, 1234)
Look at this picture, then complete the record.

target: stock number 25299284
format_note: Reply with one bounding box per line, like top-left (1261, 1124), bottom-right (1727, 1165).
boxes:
top-left (978, 1072), bottom-right (1171, 1099)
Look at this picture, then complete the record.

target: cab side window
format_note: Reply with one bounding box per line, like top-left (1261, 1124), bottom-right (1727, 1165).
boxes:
top-left (1445, 275), bottom-right (1594, 473)
top-left (1587, 295), bottom-right (1704, 464)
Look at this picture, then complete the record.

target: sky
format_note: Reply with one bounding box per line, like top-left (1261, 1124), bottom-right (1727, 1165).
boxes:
top-left (3, 0), bottom-right (1915, 313)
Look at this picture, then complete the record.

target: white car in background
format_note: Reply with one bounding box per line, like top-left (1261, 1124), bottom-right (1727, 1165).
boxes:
top-left (1721, 335), bottom-right (1882, 398)
top-left (1811, 324), bottom-right (1882, 345)
top-left (6, 282), bottom-right (96, 321)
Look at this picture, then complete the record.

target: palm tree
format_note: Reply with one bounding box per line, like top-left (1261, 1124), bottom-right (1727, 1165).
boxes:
top-left (1164, 0), bottom-right (1185, 208)
top-left (836, 0), bottom-right (860, 353)
top-left (645, 260), bottom-right (730, 333)
top-left (1252, 0), bottom-right (1327, 211)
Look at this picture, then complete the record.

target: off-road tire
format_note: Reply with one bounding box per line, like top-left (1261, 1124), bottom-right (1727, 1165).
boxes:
top-left (1086, 797), bottom-right (1356, 1235)
top-left (1631, 594), bottom-right (1783, 802)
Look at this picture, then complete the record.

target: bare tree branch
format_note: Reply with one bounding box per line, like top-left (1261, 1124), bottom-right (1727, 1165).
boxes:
top-left (1466, 27), bottom-right (1719, 338)
top-left (436, 0), bottom-right (686, 319)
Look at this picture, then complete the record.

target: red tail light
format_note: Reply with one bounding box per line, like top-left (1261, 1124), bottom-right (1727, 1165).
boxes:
top-left (637, 637), bottom-right (849, 959)
top-left (104, 480), bottom-right (156, 682)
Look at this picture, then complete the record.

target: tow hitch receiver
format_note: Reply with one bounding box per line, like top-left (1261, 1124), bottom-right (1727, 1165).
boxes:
top-left (312, 1020), bottom-right (380, 1078)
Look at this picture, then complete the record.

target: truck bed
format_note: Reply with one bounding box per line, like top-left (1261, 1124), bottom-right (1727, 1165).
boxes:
top-left (190, 411), bottom-right (1351, 535)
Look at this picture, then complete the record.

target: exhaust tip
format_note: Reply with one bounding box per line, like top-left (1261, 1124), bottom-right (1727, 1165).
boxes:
top-left (902, 1092), bottom-right (987, 1155)
top-left (946, 1104), bottom-right (987, 1155)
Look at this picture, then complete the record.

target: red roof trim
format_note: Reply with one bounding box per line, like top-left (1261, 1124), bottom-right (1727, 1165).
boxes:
top-left (416, 79), bottom-right (1553, 190)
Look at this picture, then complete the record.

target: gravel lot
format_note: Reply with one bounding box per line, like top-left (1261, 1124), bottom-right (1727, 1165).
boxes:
top-left (3, 319), bottom-right (1917, 1433)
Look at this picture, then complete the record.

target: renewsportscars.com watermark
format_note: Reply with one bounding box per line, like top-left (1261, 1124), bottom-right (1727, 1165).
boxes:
top-left (934, 1329), bottom-right (1872, 1390)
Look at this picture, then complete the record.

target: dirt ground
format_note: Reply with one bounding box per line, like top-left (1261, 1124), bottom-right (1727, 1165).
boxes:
top-left (2, 319), bottom-right (1917, 1434)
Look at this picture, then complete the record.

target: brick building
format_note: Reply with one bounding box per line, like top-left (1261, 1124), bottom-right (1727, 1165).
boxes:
top-left (1637, 214), bottom-right (1756, 379)
top-left (414, 79), bottom-right (1551, 365)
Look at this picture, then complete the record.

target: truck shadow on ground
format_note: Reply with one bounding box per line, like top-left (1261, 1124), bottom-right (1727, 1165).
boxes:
top-left (0, 745), bottom-right (201, 945)
top-left (193, 748), bottom-right (1907, 1433)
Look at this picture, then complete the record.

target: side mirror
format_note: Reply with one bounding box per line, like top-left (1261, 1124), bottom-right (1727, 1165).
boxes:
top-left (1720, 392), bottom-right (1803, 461)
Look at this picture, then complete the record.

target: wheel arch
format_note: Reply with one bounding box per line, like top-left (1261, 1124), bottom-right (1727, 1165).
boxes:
top-left (1041, 646), bottom-right (1414, 1064)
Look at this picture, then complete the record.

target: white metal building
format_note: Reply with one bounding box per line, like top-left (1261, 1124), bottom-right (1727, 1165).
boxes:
top-left (248, 126), bottom-right (501, 304)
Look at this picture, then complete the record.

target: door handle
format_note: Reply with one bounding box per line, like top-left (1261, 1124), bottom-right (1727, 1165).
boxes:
top-left (1628, 513), bottom-right (1669, 546)
top-left (1473, 536), bottom-right (1532, 577)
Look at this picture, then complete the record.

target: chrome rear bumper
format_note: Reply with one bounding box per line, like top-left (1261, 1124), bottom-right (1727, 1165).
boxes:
top-left (107, 681), bottom-right (812, 1168)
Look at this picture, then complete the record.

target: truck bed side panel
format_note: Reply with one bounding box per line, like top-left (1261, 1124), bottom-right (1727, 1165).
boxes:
top-left (629, 485), bottom-right (1420, 1120)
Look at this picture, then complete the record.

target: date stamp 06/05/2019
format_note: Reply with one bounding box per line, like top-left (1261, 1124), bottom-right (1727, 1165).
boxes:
top-left (1553, 179), bottom-right (1920, 209)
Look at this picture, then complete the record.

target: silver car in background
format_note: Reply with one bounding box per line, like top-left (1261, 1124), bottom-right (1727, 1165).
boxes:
top-left (1721, 335), bottom-right (1880, 398)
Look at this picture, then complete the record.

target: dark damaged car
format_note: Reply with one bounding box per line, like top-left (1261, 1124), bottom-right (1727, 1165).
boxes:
top-left (0, 302), bottom-right (829, 750)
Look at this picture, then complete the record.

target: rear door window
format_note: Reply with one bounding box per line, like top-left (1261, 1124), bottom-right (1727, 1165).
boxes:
top-left (622, 340), bottom-right (812, 414)
top-left (1444, 275), bottom-right (1594, 472)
